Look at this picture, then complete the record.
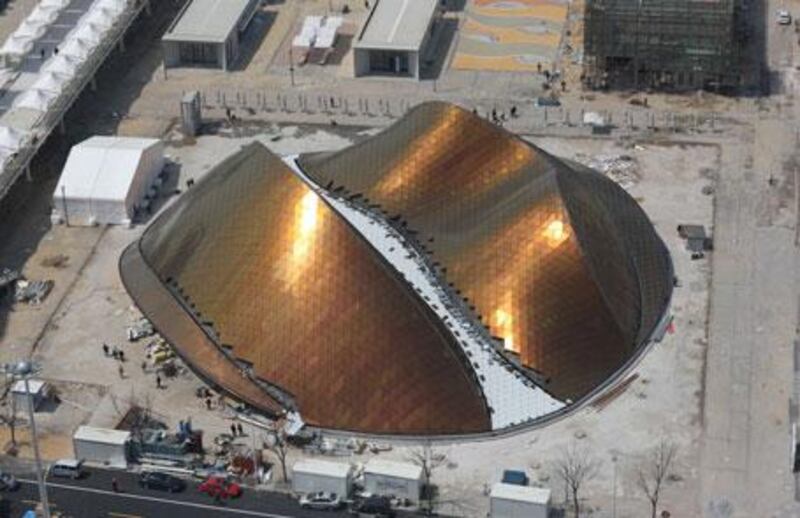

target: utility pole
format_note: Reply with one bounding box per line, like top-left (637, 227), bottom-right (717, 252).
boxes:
top-left (25, 375), bottom-right (49, 518)
top-left (6, 362), bottom-right (49, 518)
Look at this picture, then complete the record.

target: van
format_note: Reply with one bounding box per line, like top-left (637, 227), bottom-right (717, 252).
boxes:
top-left (49, 459), bottom-right (83, 479)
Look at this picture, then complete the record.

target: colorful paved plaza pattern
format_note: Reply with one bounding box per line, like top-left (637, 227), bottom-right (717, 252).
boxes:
top-left (453, 0), bottom-right (567, 72)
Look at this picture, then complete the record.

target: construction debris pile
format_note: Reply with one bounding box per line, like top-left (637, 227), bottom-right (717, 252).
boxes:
top-left (127, 317), bottom-right (155, 341)
top-left (304, 436), bottom-right (392, 457)
top-left (0, 268), bottom-right (53, 305)
top-left (575, 153), bottom-right (641, 190)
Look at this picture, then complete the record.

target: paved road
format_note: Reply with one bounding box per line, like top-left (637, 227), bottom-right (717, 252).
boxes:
top-left (0, 467), bottom-right (355, 518)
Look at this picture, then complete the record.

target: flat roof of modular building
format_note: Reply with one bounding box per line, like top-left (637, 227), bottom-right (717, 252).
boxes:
top-left (364, 459), bottom-right (423, 481)
top-left (355, 0), bottom-right (439, 51)
top-left (163, 0), bottom-right (254, 44)
top-left (73, 426), bottom-right (131, 446)
top-left (293, 459), bottom-right (352, 479)
top-left (490, 483), bottom-right (551, 505)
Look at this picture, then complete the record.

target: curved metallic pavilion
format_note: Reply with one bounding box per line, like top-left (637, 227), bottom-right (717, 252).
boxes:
top-left (121, 143), bottom-right (491, 435)
top-left (120, 101), bottom-right (672, 435)
top-left (299, 101), bottom-right (673, 402)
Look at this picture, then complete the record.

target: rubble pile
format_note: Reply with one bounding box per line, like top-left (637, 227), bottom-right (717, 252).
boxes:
top-left (0, 268), bottom-right (54, 305)
top-left (14, 279), bottom-right (54, 305)
top-left (127, 317), bottom-right (155, 341)
top-left (575, 153), bottom-right (641, 190)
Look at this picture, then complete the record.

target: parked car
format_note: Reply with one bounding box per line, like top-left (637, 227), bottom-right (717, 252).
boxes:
top-left (300, 491), bottom-right (344, 511)
top-left (198, 475), bottom-right (242, 499)
top-left (777, 9), bottom-right (792, 24)
top-left (350, 496), bottom-right (395, 517)
top-left (0, 471), bottom-right (19, 491)
top-left (138, 471), bottom-right (186, 493)
top-left (49, 459), bottom-right (83, 479)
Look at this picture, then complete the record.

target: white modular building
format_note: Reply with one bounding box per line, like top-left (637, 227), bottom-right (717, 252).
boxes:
top-left (353, 0), bottom-right (439, 80)
top-left (52, 137), bottom-right (165, 226)
top-left (73, 426), bottom-right (131, 468)
top-left (11, 379), bottom-right (48, 412)
top-left (489, 483), bottom-right (550, 518)
top-left (363, 459), bottom-right (423, 503)
top-left (162, 0), bottom-right (259, 71)
top-left (291, 459), bottom-right (353, 496)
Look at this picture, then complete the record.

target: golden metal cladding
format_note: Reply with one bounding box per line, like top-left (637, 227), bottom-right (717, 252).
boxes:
top-left (133, 143), bottom-right (490, 434)
top-left (299, 101), bottom-right (672, 401)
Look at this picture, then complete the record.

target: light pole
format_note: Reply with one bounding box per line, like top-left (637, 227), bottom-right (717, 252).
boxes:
top-left (9, 361), bottom-right (50, 518)
top-left (612, 454), bottom-right (618, 518)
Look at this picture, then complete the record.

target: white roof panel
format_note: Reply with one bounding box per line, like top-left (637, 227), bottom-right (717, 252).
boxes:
top-left (364, 460), bottom-right (423, 481)
top-left (11, 379), bottom-right (47, 395)
top-left (56, 136), bottom-right (160, 202)
top-left (163, 0), bottom-right (252, 43)
top-left (356, 0), bottom-right (438, 51)
top-left (74, 425), bottom-right (131, 445)
top-left (490, 483), bottom-right (551, 504)
top-left (293, 459), bottom-right (352, 479)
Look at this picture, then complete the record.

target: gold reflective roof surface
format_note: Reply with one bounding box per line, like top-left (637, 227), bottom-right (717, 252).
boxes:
top-left (299, 102), bottom-right (672, 401)
top-left (125, 143), bottom-right (490, 434)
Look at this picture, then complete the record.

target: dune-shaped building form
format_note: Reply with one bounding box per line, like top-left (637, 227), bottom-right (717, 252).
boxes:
top-left (120, 102), bottom-right (672, 435)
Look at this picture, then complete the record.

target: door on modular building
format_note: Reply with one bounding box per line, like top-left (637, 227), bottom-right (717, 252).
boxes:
top-left (369, 50), bottom-right (410, 76)
top-left (178, 42), bottom-right (219, 67)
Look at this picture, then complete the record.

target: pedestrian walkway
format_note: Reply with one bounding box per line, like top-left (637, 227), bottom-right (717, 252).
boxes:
top-left (0, 0), bottom-right (149, 201)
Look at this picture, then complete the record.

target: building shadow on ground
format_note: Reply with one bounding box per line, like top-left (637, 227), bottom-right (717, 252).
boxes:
top-left (421, 18), bottom-right (458, 81)
top-left (232, 10), bottom-right (277, 72)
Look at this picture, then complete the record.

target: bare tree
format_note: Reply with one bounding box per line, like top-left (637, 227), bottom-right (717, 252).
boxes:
top-left (406, 441), bottom-right (448, 514)
top-left (264, 429), bottom-right (289, 483)
top-left (0, 382), bottom-right (19, 451)
top-left (636, 439), bottom-right (678, 518)
top-left (109, 389), bottom-right (157, 441)
top-left (551, 442), bottom-right (601, 518)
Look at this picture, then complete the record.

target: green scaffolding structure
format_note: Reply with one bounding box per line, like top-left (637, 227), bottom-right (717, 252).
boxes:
top-left (584, 0), bottom-right (742, 91)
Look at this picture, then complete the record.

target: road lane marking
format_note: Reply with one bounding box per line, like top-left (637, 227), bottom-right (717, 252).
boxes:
top-left (109, 512), bottom-right (143, 518)
top-left (17, 479), bottom-right (296, 518)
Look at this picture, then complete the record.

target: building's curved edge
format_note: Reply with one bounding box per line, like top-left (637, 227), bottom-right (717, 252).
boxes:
top-left (309, 293), bottom-right (674, 444)
top-left (119, 240), bottom-right (285, 418)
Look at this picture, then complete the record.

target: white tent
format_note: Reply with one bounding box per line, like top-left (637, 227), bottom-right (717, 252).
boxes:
top-left (95, 0), bottom-right (127, 15)
top-left (14, 20), bottom-right (48, 40)
top-left (72, 23), bottom-right (104, 45)
top-left (61, 37), bottom-right (93, 59)
top-left (0, 35), bottom-right (34, 58)
top-left (52, 137), bottom-right (165, 226)
top-left (14, 88), bottom-right (58, 111)
top-left (0, 126), bottom-right (28, 165)
top-left (40, 0), bottom-right (71, 8)
top-left (293, 16), bottom-right (323, 47)
top-left (84, 7), bottom-right (116, 29)
top-left (0, 19), bottom-right (47, 59)
top-left (32, 70), bottom-right (70, 93)
top-left (0, 125), bottom-right (26, 150)
top-left (43, 54), bottom-right (81, 76)
top-left (27, 4), bottom-right (61, 26)
top-left (315, 17), bottom-right (342, 49)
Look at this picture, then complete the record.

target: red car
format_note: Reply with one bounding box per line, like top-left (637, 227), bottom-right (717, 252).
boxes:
top-left (198, 476), bottom-right (242, 499)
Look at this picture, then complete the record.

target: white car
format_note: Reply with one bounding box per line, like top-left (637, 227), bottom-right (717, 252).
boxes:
top-left (777, 9), bottom-right (792, 25)
top-left (299, 491), bottom-right (344, 511)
